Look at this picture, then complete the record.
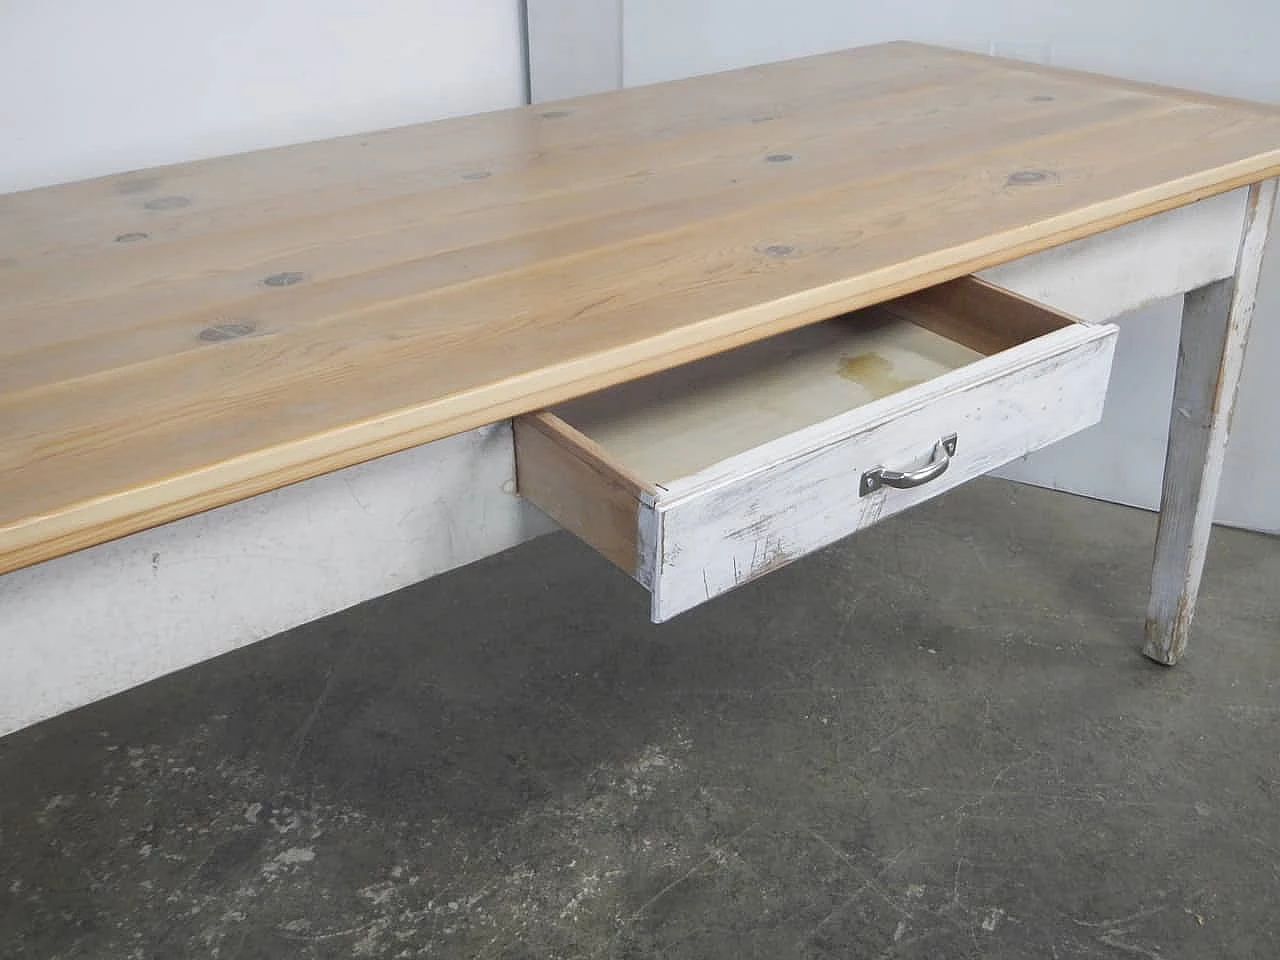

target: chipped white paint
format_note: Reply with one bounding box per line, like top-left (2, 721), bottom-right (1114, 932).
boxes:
top-left (0, 424), bottom-right (553, 737)
top-left (649, 323), bottom-right (1117, 620)
top-left (1144, 178), bottom-right (1278, 665)
top-left (636, 499), bottom-right (661, 589)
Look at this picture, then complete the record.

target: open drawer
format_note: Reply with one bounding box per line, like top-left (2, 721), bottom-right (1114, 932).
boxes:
top-left (515, 277), bottom-right (1117, 621)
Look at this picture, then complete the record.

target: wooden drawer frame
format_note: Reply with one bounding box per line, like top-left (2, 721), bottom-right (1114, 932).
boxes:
top-left (516, 277), bottom-right (1118, 621)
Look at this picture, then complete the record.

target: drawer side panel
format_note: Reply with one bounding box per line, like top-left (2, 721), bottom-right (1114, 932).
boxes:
top-left (514, 417), bottom-right (647, 579)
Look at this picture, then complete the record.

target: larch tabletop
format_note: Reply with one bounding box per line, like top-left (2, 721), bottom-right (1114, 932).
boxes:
top-left (3, 41), bottom-right (1280, 575)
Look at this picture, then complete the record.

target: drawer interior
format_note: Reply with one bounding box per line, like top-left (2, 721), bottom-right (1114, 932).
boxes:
top-left (546, 277), bottom-right (1075, 485)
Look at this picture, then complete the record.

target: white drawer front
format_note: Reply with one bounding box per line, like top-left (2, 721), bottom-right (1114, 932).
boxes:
top-left (648, 326), bottom-right (1116, 621)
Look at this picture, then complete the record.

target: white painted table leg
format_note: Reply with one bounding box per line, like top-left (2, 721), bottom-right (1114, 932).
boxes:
top-left (1144, 178), bottom-right (1278, 665)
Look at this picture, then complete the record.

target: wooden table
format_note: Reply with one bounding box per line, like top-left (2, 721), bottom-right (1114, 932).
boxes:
top-left (2, 42), bottom-right (1278, 736)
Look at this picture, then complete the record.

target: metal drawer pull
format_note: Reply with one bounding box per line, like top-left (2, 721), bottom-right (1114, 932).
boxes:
top-left (859, 434), bottom-right (958, 496)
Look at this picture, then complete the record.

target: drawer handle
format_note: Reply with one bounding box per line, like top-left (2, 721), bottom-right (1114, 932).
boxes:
top-left (859, 434), bottom-right (958, 497)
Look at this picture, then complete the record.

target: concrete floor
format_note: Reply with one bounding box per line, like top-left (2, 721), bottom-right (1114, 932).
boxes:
top-left (2, 477), bottom-right (1279, 959)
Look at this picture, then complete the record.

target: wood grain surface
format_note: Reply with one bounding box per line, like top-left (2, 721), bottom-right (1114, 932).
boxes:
top-left (512, 413), bottom-right (650, 578)
top-left (3, 41), bottom-right (1280, 573)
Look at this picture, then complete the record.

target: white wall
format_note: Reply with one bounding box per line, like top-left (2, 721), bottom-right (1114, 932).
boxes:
top-left (527, 0), bottom-right (622, 103)
top-left (620, 0), bottom-right (1280, 532)
top-left (0, 0), bottom-right (525, 194)
top-left (622, 0), bottom-right (1279, 101)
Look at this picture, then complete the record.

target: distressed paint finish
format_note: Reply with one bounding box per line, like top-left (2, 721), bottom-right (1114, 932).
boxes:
top-left (0, 423), bottom-right (551, 737)
top-left (1144, 178), bottom-right (1279, 665)
top-left (650, 327), bottom-right (1117, 621)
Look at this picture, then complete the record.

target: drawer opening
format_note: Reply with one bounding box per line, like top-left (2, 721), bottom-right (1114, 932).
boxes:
top-left (538, 277), bottom-right (1075, 486)
top-left (515, 276), bottom-right (1114, 620)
